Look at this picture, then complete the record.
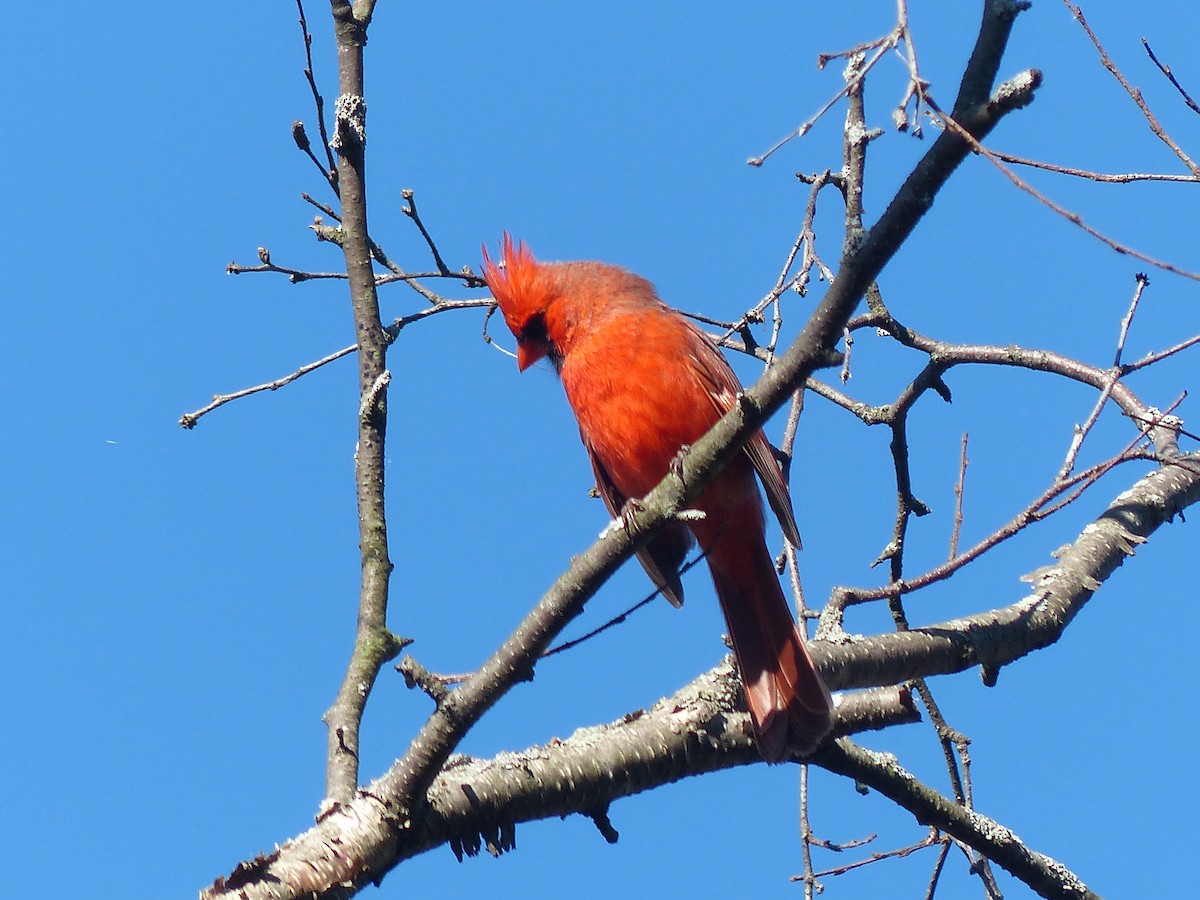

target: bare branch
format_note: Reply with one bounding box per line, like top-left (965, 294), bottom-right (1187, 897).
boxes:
top-left (814, 739), bottom-right (1100, 900)
top-left (828, 449), bottom-right (1159, 613)
top-left (295, 0), bottom-right (339, 191)
top-left (1142, 37), bottom-right (1200, 115)
top-left (748, 24), bottom-right (898, 167)
top-left (179, 343), bottom-right (357, 429)
top-left (1064, 1), bottom-right (1200, 176)
top-left (923, 91), bottom-right (1200, 281)
top-left (204, 442), bottom-right (1200, 897)
top-left (1123, 333), bottom-right (1200, 375)
top-left (1057, 273), bottom-right (1151, 479)
top-left (803, 831), bottom-right (943, 883)
top-left (227, 252), bottom-right (348, 282)
top-left (301, 191), bottom-right (342, 220)
top-left (203, 669), bottom-right (919, 899)
top-left (949, 432), bottom-right (969, 559)
top-left (983, 148), bottom-right (1200, 183)
top-left (180, 297), bottom-right (493, 428)
top-left (1113, 273), bottom-right (1150, 366)
top-left (321, 0), bottom-right (396, 804)
top-left (401, 188), bottom-right (452, 275)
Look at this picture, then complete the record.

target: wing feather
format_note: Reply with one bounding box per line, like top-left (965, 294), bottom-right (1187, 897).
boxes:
top-left (583, 433), bottom-right (691, 608)
top-left (684, 327), bottom-right (802, 549)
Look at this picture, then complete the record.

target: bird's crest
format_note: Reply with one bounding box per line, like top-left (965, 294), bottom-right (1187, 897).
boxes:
top-left (482, 233), bottom-right (545, 335)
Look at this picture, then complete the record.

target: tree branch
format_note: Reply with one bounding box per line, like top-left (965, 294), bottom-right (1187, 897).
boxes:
top-left (320, 0), bottom-right (402, 804)
top-left (203, 447), bottom-right (1200, 899)
top-left (812, 739), bottom-right (1099, 900)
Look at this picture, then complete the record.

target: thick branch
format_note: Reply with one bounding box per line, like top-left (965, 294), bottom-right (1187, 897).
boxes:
top-left (203, 669), bottom-right (915, 899)
top-left (813, 739), bottom-right (1099, 900)
top-left (819, 454), bottom-right (1200, 689)
top-left (204, 448), bottom-right (1200, 900)
top-left (203, 447), bottom-right (1200, 897)
top-left (201, 444), bottom-right (1200, 900)
top-left (322, 0), bottom-right (401, 803)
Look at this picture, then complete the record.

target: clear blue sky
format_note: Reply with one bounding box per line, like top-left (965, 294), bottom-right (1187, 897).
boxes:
top-left (3, 3), bottom-right (1197, 898)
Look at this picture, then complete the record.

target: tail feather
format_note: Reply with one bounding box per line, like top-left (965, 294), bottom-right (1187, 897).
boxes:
top-left (707, 537), bottom-right (833, 762)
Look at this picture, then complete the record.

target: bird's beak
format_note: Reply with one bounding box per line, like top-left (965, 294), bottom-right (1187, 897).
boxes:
top-left (517, 342), bottom-right (537, 372)
top-left (517, 335), bottom-right (553, 372)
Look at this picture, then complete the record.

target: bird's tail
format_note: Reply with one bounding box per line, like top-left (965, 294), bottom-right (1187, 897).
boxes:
top-left (707, 535), bottom-right (833, 763)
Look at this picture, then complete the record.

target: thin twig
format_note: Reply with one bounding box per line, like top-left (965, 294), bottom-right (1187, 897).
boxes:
top-left (292, 120), bottom-right (337, 189)
top-left (389, 298), bottom-right (496, 335)
top-left (923, 837), bottom-right (952, 900)
top-left (1142, 38), bottom-right (1200, 115)
top-left (401, 189), bottom-right (452, 275)
top-left (833, 447), bottom-right (1161, 609)
top-left (1057, 273), bottom-right (1150, 480)
top-left (800, 832), bottom-right (944, 881)
top-left (798, 763), bottom-right (832, 899)
top-left (1044, 395), bottom-right (1188, 519)
top-left (949, 433), bottom-right (968, 559)
top-left (814, 739), bottom-right (1101, 900)
top-left (985, 148), bottom-right (1200, 183)
top-left (302, 192), bottom-right (342, 221)
top-left (541, 555), bottom-right (707, 658)
top-left (226, 255), bottom-right (483, 290)
top-left (951, 838), bottom-right (1004, 898)
top-left (749, 32), bottom-right (896, 167)
top-left (912, 681), bottom-right (968, 807)
top-left (1114, 273), bottom-right (1150, 366)
top-left (1064, 1), bottom-right (1200, 176)
top-left (777, 389), bottom-right (814, 617)
top-left (1124, 332), bottom-right (1200, 375)
top-left (717, 169), bottom-right (836, 352)
top-left (295, 0), bottom-right (339, 190)
top-left (179, 344), bottom-right (357, 429)
top-left (891, 0), bottom-right (928, 137)
top-left (923, 94), bottom-right (1200, 282)
top-left (227, 256), bottom-right (348, 282)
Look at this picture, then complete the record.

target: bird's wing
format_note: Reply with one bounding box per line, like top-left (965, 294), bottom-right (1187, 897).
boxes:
top-left (686, 328), bottom-right (803, 549)
top-left (582, 433), bottom-right (689, 608)
top-left (743, 429), bottom-right (803, 550)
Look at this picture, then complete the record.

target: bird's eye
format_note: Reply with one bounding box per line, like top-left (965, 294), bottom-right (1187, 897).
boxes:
top-left (519, 312), bottom-right (548, 344)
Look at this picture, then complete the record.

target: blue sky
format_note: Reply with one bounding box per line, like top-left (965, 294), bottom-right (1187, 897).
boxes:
top-left (3, 2), bottom-right (1198, 898)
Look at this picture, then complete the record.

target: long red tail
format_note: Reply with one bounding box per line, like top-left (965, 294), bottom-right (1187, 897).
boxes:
top-left (704, 519), bottom-right (833, 762)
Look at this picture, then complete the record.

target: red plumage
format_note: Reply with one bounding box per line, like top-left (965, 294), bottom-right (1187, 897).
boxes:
top-left (483, 234), bottom-right (833, 761)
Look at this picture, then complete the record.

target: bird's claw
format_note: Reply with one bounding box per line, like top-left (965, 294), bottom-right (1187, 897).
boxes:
top-left (668, 444), bottom-right (692, 480)
top-left (600, 498), bottom-right (647, 540)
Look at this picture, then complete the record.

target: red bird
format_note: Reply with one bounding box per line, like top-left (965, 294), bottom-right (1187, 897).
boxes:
top-left (482, 234), bottom-right (833, 762)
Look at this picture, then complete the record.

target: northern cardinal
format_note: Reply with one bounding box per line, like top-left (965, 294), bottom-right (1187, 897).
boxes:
top-left (482, 234), bottom-right (833, 761)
